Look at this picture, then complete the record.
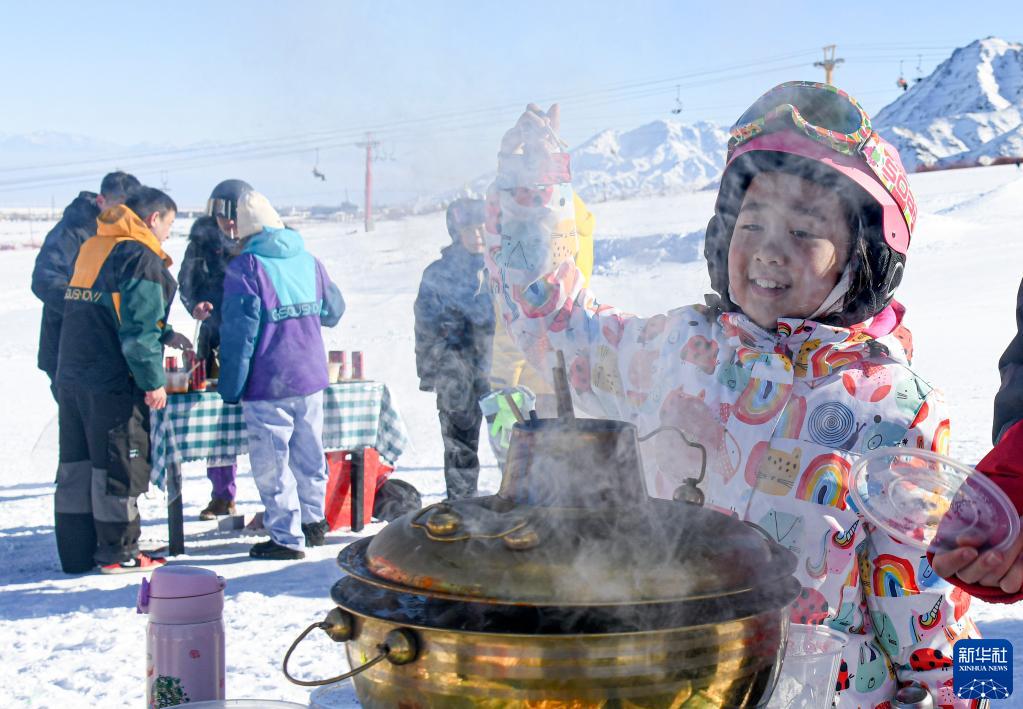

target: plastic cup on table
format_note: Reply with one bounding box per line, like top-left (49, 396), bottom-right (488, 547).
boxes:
top-left (767, 624), bottom-right (847, 708)
top-left (166, 371), bottom-right (190, 394)
top-left (849, 447), bottom-right (1020, 555)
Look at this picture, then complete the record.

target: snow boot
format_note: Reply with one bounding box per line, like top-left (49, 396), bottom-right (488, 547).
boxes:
top-left (249, 539), bottom-right (305, 560)
top-left (100, 552), bottom-right (166, 575)
top-left (199, 497), bottom-right (237, 521)
top-left (302, 520), bottom-right (329, 547)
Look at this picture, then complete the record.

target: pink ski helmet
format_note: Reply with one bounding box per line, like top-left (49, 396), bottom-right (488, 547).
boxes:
top-left (705, 81), bottom-right (917, 326)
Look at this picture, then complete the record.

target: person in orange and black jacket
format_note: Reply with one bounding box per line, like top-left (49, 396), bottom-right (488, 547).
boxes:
top-left (54, 187), bottom-right (191, 575)
top-left (31, 171), bottom-right (140, 400)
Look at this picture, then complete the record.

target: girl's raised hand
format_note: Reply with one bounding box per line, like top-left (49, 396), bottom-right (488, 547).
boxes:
top-left (499, 103), bottom-right (562, 158)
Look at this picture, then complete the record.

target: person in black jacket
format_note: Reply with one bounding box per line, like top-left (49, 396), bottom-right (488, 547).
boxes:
top-left (31, 172), bottom-right (141, 399)
top-left (994, 276), bottom-right (1023, 444)
top-left (414, 199), bottom-right (495, 499)
top-left (55, 187), bottom-right (191, 574)
top-left (178, 179), bottom-right (252, 519)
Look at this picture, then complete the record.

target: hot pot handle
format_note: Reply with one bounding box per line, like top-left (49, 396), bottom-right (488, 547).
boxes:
top-left (638, 425), bottom-right (708, 506)
top-left (282, 608), bottom-right (418, 687)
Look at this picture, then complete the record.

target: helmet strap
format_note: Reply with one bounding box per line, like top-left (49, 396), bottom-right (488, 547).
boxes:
top-left (809, 263), bottom-right (854, 321)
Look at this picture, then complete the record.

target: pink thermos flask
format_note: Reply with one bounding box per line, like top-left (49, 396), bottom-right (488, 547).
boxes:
top-left (137, 565), bottom-right (226, 707)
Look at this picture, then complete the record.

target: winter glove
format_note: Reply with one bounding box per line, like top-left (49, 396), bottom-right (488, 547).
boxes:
top-left (480, 386), bottom-right (537, 465)
top-left (495, 103), bottom-right (568, 189)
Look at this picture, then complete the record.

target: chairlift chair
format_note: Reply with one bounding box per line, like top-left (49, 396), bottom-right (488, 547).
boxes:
top-left (671, 85), bottom-right (683, 115)
top-left (312, 149), bottom-right (327, 181)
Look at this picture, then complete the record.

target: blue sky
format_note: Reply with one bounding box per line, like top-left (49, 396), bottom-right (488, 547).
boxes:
top-left (1, 1), bottom-right (1020, 207)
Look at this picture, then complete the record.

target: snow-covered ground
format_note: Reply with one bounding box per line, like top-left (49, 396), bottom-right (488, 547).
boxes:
top-left (2, 164), bottom-right (1023, 706)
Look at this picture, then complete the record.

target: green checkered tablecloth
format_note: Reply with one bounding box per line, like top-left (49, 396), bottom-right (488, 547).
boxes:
top-left (150, 381), bottom-right (409, 490)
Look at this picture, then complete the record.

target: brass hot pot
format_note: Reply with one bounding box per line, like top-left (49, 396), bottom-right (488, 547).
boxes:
top-left (286, 415), bottom-right (800, 708)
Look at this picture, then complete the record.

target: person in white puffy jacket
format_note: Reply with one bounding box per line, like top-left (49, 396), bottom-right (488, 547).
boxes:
top-left (485, 83), bottom-right (984, 709)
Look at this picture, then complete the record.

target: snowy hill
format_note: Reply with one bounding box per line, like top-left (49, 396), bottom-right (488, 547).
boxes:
top-left (874, 37), bottom-right (1023, 171)
top-left (415, 119), bottom-right (729, 213)
top-left (569, 119), bottom-right (729, 201)
top-left (0, 130), bottom-right (121, 155)
top-left (405, 174), bottom-right (492, 215)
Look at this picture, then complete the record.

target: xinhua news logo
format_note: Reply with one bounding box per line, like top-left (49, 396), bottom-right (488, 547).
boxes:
top-left (954, 639), bottom-right (1013, 701)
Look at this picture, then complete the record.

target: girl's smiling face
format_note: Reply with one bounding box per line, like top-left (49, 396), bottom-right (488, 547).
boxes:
top-left (727, 171), bottom-right (852, 330)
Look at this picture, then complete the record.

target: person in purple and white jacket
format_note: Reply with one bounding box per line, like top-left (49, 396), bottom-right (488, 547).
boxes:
top-left (218, 192), bottom-right (345, 560)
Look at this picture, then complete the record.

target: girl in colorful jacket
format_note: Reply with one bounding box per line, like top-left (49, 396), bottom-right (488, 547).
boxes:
top-left (485, 85), bottom-right (982, 709)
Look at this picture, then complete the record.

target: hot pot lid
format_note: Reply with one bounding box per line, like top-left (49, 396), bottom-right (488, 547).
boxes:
top-left (849, 447), bottom-right (1020, 553)
top-left (351, 496), bottom-right (796, 606)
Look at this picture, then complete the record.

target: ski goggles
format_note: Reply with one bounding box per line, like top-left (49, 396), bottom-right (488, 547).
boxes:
top-left (728, 81), bottom-right (916, 245)
top-left (205, 197), bottom-right (237, 221)
top-left (729, 81), bottom-right (873, 158)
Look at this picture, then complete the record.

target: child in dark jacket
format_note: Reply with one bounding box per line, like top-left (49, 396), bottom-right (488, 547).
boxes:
top-left (218, 192), bottom-right (344, 560)
top-left (414, 199), bottom-right (495, 499)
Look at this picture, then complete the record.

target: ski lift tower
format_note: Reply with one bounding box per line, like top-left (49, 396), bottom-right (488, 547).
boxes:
top-left (814, 45), bottom-right (844, 85)
top-left (355, 133), bottom-right (380, 232)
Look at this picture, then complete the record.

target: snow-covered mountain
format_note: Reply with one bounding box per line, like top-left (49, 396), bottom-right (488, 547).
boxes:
top-left (570, 120), bottom-right (729, 201)
top-left (874, 37), bottom-right (1023, 171)
top-left (413, 119), bottom-right (730, 213)
top-left (0, 130), bottom-right (120, 154)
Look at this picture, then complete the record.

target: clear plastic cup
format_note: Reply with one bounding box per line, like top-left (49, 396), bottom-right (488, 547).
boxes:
top-left (767, 623), bottom-right (848, 708)
top-left (850, 447), bottom-right (1020, 554)
top-left (166, 370), bottom-right (190, 394)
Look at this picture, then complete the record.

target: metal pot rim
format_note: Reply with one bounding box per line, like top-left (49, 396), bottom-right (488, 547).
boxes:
top-left (333, 600), bottom-right (792, 639)
top-left (339, 537), bottom-right (765, 607)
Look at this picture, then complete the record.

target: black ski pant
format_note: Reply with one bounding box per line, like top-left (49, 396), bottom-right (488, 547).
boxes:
top-left (54, 380), bottom-right (151, 571)
top-left (438, 407), bottom-right (483, 500)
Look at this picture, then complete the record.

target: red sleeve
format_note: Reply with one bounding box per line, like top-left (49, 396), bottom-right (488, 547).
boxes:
top-left (929, 420), bottom-right (1023, 603)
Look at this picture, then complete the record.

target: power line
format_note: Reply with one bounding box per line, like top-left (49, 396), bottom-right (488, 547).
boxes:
top-left (0, 42), bottom-right (960, 195)
top-left (0, 50), bottom-right (830, 179)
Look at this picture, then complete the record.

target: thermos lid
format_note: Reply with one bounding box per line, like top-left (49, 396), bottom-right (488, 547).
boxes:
top-left (149, 565), bottom-right (226, 598)
top-left (138, 565), bottom-right (226, 614)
